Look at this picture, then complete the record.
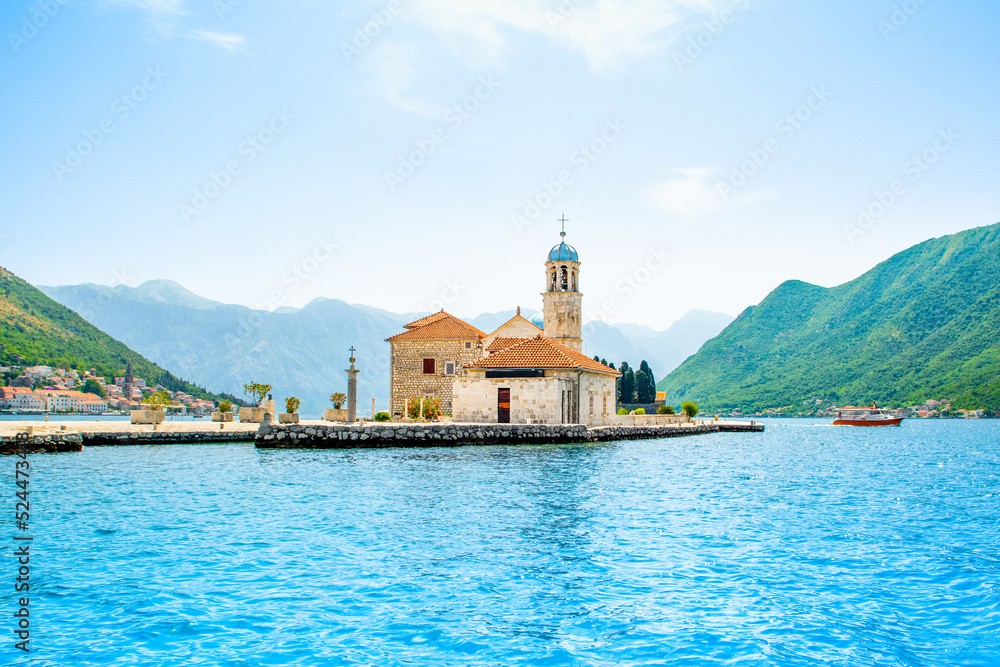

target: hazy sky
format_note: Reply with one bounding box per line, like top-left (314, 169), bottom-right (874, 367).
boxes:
top-left (2, 0), bottom-right (997, 330)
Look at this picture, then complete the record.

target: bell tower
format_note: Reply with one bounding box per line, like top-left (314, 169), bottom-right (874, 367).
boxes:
top-left (541, 217), bottom-right (583, 352)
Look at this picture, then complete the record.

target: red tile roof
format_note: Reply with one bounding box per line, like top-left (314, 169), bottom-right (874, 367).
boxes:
top-left (487, 336), bottom-right (530, 352)
top-left (403, 311), bottom-right (450, 330)
top-left (465, 335), bottom-right (620, 375)
top-left (387, 312), bottom-right (486, 342)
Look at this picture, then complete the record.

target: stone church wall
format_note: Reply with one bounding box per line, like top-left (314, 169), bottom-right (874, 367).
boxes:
top-left (389, 339), bottom-right (483, 417)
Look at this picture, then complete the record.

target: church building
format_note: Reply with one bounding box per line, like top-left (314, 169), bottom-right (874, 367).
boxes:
top-left (386, 228), bottom-right (619, 426)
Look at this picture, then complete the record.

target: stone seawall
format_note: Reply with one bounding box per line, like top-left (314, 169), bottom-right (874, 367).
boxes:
top-left (256, 421), bottom-right (764, 449)
top-left (82, 431), bottom-right (255, 447)
top-left (0, 434), bottom-right (84, 455)
top-left (257, 422), bottom-right (593, 449)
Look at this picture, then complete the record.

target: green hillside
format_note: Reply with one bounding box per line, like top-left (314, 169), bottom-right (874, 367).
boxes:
top-left (0, 267), bottom-right (237, 403)
top-left (658, 223), bottom-right (1000, 414)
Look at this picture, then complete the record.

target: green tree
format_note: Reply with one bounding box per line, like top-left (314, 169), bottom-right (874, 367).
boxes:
top-left (682, 401), bottom-right (699, 418)
top-left (285, 397), bottom-right (301, 414)
top-left (218, 399), bottom-right (233, 413)
top-left (634, 369), bottom-right (650, 403)
top-left (374, 411), bottom-right (391, 422)
top-left (657, 404), bottom-right (675, 414)
top-left (82, 379), bottom-right (106, 398)
top-left (243, 382), bottom-right (271, 407)
top-left (618, 362), bottom-right (632, 404)
top-left (637, 360), bottom-right (656, 403)
top-left (621, 368), bottom-right (636, 404)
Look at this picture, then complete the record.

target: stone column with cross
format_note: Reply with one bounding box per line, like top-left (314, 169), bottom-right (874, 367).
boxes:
top-left (346, 347), bottom-right (359, 423)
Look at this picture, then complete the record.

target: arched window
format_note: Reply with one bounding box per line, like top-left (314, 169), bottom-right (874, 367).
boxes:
top-left (550, 269), bottom-right (557, 292)
top-left (560, 266), bottom-right (569, 291)
top-left (571, 270), bottom-right (577, 292)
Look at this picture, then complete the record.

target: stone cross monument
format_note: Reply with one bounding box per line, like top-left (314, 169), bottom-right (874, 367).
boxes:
top-left (346, 347), bottom-right (359, 423)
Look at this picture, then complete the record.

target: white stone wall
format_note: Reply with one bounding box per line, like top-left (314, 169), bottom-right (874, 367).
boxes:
top-left (453, 369), bottom-right (617, 427)
top-left (453, 376), bottom-right (572, 425)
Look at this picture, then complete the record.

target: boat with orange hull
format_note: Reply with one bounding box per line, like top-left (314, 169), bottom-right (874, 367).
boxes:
top-left (833, 404), bottom-right (903, 427)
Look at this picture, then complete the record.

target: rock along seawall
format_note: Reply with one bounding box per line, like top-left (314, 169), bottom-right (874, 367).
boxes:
top-left (82, 430), bottom-right (256, 447)
top-left (255, 422), bottom-right (763, 449)
top-left (0, 434), bottom-right (84, 455)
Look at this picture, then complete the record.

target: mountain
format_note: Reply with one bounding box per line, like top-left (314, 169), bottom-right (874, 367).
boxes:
top-left (41, 281), bottom-right (731, 416)
top-left (658, 223), bottom-right (1000, 413)
top-left (0, 267), bottom-right (235, 403)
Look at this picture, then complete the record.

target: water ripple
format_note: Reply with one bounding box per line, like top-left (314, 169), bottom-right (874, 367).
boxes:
top-left (7, 419), bottom-right (1000, 665)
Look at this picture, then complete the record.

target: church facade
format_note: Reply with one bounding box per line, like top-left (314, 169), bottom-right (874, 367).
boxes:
top-left (385, 230), bottom-right (619, 426)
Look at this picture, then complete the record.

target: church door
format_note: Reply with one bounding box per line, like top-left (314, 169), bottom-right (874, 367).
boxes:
top-left (497, 388), bottom-right (511, 424)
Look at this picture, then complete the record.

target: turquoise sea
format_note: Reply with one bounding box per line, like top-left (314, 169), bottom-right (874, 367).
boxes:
top-left (6, 419), bottom-right (999, 665)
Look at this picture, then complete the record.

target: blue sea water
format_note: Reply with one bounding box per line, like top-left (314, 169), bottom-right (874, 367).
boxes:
top-left (5, 419), bottom-right (999, 666)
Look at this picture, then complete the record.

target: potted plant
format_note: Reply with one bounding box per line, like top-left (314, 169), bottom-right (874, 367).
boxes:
top-left (239, 382), bottom-right (272, 423)
top-left (131, 390), bottom-right (170, 424)
top-left (280, 397), bottom-right (300, 424)
top-left (212, 399), bottom-right (234, 422)
top-left (324, 392), bottom-right (348, 422)
top-left (374, 411), bottom-right (391, 422)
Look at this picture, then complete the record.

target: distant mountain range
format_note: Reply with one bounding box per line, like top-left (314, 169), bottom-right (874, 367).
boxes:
top-left (41, 281), bottom-right (732, 416)
top-left (658, 222), bottom-right (1000, 414)
top-left (0, 267), bottom-right (235, 404)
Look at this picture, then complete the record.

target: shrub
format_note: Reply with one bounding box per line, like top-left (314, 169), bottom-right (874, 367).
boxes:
top-left (657, 404), bottom-right (675, 415)
top-left (145, 390), bottom-right (171, 411)
top-left (330, 392), bottom-right (347, 409)
top-left (682, 401), bottom-right (699, 418)
top-left (218, 399), bottom-right (232, 413)
top-left (617, 408), bottom-right (628, 415)
top-left (374, 411), bottom-right (391, 422)
top-left (285, 397), bottom-right (300, 414)
top-left (634, 408), bottom-right (646, 415)
top-left (243, 382), bottom-right (272, 407)
top-left (407, 397), bottom-right (442, 420)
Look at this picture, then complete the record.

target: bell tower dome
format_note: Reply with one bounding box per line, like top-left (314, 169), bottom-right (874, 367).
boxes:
top-left (541, 218), bottom-right (583, 352)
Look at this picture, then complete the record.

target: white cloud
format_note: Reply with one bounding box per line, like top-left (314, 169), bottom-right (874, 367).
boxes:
top-left (647, 167), bottom-right (778, 218)
top-left (189, 30), bottom-right (247, 52)
top-left (404, 0), bottom-right (725, 74)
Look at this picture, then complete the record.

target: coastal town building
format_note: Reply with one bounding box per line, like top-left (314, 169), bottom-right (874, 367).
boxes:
top-left (386, 228), bottom-right (620, 426)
